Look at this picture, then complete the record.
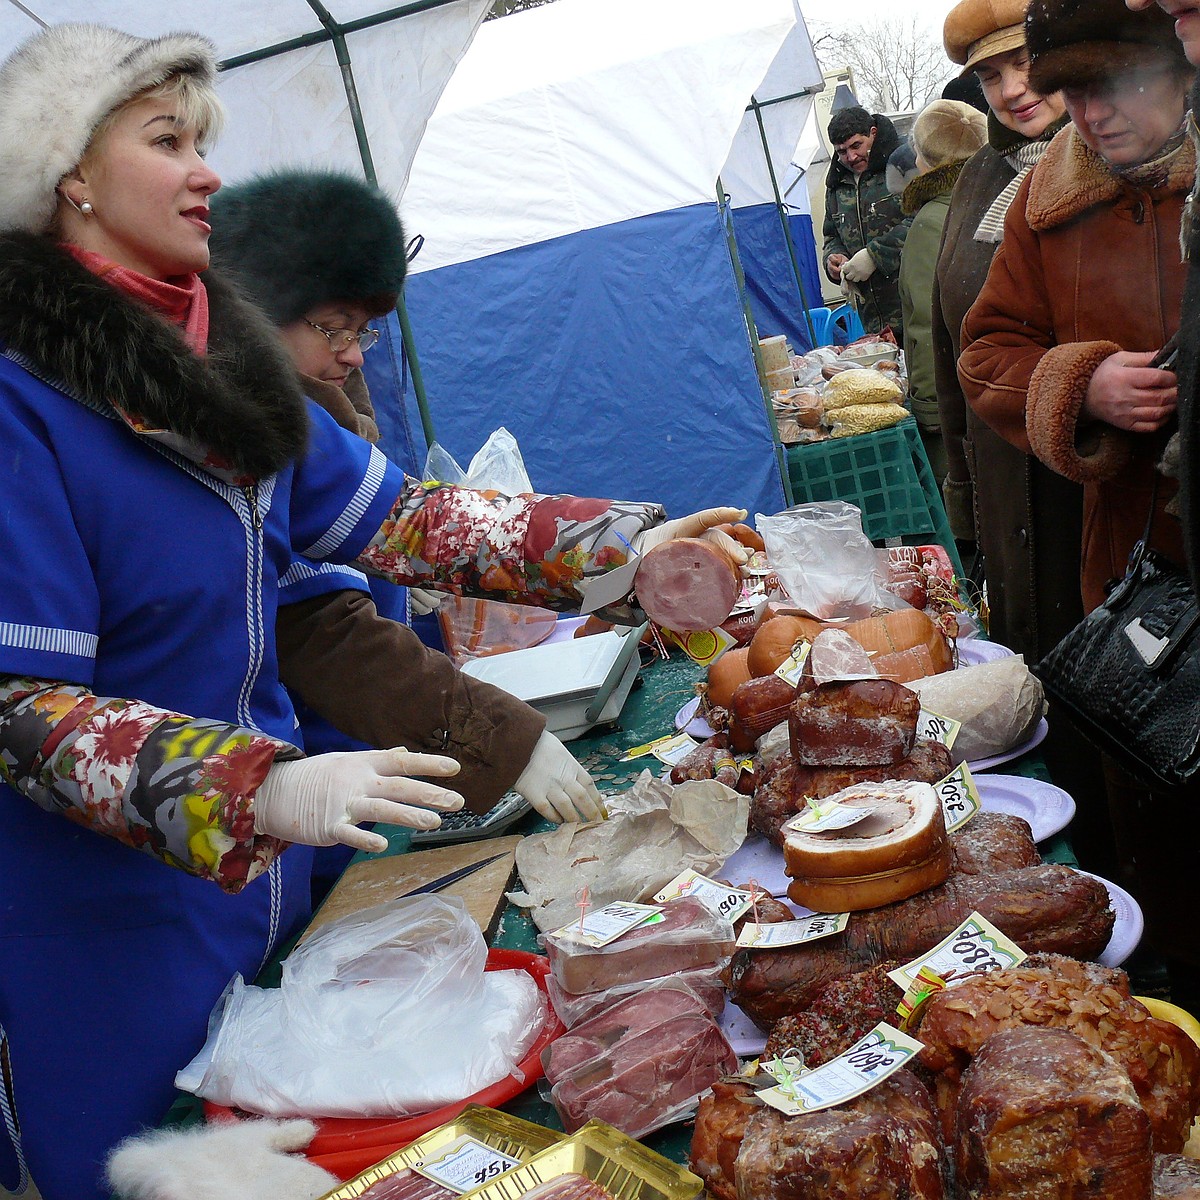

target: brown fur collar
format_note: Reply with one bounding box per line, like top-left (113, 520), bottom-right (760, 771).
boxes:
top-left (1025, 122), bottom-right (1196, 232)
top-left (901, 160), bottom-right (968, 216)
top-left (0, 232), bottom-right (309, 478)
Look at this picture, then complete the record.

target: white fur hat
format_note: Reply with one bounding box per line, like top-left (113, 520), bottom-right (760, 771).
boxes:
top-left (0, 23), bottom-right (217, 234)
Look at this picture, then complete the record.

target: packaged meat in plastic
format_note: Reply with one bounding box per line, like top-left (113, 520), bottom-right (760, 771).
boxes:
top-left (546, 964), bottom-right (726, 1029)
top-left (540, 897), bottom-right (735, 996)
top-left (546, 989), bottom-right (739, 1137)
top-left (543, 982), bottom-right (716, 1084)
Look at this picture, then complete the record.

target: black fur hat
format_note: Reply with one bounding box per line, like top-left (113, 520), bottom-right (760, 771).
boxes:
top-left (1026, 0), bottom-right (1190, 95)
top-left (209, 169), bottom-right (407, 324)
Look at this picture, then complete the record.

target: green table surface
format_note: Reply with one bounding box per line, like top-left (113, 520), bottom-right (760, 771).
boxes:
top-left (166, 650), bottom-right (1074, 1168)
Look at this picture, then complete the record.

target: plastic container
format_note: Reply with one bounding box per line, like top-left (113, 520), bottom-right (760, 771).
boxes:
top-left (545, 965), bottom-right (725, 1029)
top-left (539, 898), bottom-right (734, 996)
top-left (205, 949), bottom-right (566, 1181)
top-left (318, 1106), bottom-right (564, 1199)
top-left (546, 995), bottom-right (738, 1137)
top-left (461, 1120), bottom-right (703, 1200)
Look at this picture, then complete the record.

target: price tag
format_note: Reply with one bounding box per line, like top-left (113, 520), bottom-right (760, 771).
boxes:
top-left (653, 870), bottom-right (755, 923)
top-left (774, 640), bottom-right (811, 687)
top-left (895, 966), bottom-right (948, 1033)
top-left (662, 625), bottom-right (737, 667)
top-left (887, 911), bottom-right (1027, 992)
top-left (783, 797), bottom-right (873, 834)
top-left (620, 731), bottom-right (696, 763)
top-left (551, 901), bottom-right (663, 948)
top-left (756, 1022), bottom-right (924, 1116)
top-left (736, 912), bottom-right (850, 948)
top-left (935, 762), bottom-right (981, 833)
top-left (917, 708), bottom-right (961, 750)
top-left (414, 1136), bottom-right (522, 1194)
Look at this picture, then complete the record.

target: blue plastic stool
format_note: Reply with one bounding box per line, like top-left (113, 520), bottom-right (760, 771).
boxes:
top-left (805, 305), bottom-right (865, 348)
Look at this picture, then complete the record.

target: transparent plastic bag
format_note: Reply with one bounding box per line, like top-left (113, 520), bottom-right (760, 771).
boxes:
top-left (424, 430), bottom-right (558, 664)
top-left (175, 896), bottom-right (545, 1118)
top-left (756, 501), bottom-right (898, 620)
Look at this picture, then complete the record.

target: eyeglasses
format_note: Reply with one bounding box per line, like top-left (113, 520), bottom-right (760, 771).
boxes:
top-left (304, 319), bottom-right (381, 354)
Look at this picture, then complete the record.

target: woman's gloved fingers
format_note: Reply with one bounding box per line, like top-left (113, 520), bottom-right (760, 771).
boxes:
top-left (699, 527), bottom-right (750, 565)
top-left (375, 748), bottom-right (462, 779)
top-left (565, 771), bottom-right (606, 822)
top-left (332, 822), bottom-right (392, 853)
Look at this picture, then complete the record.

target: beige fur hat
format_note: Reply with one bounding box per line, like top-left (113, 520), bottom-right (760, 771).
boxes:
top-left (912, 100), bottom-right (989, 171)
top-left (943, 0), bottom-right (1029, 75)
top-left (0, 23), bottom-right (217, 234)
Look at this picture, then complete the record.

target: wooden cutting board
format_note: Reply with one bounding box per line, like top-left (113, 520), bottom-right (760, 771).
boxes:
top-left (298, 835), bottom-right (522, 945)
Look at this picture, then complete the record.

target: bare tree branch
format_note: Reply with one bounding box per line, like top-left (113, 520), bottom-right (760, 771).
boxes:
top-left (487, 0), bottom-right (559, 18)
top-left (809, 17), bottom-right (950, 113)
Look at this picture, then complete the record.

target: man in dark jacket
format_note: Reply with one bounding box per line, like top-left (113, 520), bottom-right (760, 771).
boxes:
top-left (822, 106), bottom-right (913, 337)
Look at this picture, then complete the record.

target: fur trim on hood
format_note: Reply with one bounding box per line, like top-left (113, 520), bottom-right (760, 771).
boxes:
top-left (0, 24), bottom-right (217, 234)
top-left (1024, 123), bottom-right (1196, 232)
top-left (902, 160), bottom-right (969, 215)
top-left (209, 170), bottom-right (408, 324)
top-left (825, 113), bottom-right (902, 190)
top-left (0, 233), bottom-right (309, 478)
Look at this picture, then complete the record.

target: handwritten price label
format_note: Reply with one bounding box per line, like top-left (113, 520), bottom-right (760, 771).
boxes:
top-left (887, 912), bottom-right (1027, 992)
top-left (620, 732), bottom-right (694, 762)
top-left (551, 901), bottom-right (663, 948)
top-left (654, 870), bottom-right (755, 923)
top-left (917, 708), bottom-right (961, 750)
top-left (757, 1022), bottom-right (923, 1115)
top-left (935, 762), bottom-right (980, 833)
top-left (736, 912), bottom-right (850, 949)
top-left (414, 1136), bottom-right (522, 1194)
top-left (784, 798), bottom-right (874, 834)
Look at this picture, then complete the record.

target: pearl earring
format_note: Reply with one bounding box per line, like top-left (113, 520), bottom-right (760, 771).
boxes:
top-left (79, 200), bottom-right (93, 216)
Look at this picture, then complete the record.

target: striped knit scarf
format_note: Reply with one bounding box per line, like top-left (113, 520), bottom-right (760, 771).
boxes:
top-left (974, 138), bottom-right (1052, 244)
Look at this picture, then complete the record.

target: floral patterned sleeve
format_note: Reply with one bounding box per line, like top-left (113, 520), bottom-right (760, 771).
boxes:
top-left (357, 483), bottom-right (665, 612)
top-left (0, 676), bottom-right (296, 894)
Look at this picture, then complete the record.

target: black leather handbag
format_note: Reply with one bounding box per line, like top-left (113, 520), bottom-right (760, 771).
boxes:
top-left (1034, 518), bottom-right (1200, 791)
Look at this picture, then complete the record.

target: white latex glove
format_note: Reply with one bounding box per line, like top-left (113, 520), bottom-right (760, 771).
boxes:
top-left (513, 730), bottom-right (606, 824)
top-left (409, 587), bottom-right (444, 616)
top-left (840, 247), bottom-right (877, 283)
top-left (633, 506), bottom-right (751, 566)
top-left (254, 747), bottom-right (463, 853)
top-left (107, 1117), bottom-right (338, 1200)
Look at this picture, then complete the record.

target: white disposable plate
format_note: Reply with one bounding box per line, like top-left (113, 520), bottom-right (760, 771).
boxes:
top-left (974, 774), bottom-right (1076, 843)
top-left (968, 717), bottom-right (1049, 772)
top-left (956, 638), bottom-right (1016, 668)
top-left (675, 696), bottom-right (717, 740)
top-left (721, 833), bottom-right (791, 898)
top-left (1081, 870), bottom-right (1144, 968)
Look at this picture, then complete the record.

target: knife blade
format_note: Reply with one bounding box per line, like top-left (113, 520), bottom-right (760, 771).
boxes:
top-left (397, 850), bottom-right (510, 900)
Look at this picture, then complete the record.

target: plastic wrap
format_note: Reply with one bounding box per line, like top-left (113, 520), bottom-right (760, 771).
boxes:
top-left (176, 897), bottom-right (546, 1118)
top-left (546, 965), bottom-right (726, 1029)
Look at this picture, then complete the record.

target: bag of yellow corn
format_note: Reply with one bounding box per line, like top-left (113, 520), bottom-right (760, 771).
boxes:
top-left (823, 368), bottom-right (903, 410)
top-left (827, 402), bottom-right (909, 438)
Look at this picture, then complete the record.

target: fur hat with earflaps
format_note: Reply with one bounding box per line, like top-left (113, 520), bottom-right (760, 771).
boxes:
top-left (0, 23), bottom-right (217, 235)
top-left (209, 171), bottom-right (408, 324)
top-left (1026, 0), bottom-right (1190, 94)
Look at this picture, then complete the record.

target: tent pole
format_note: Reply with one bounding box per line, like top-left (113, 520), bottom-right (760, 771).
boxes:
top-left (304, 0), bottom-right (437, 448)
top-left (750, 97), bottom-right (817, 349)
top-left (717, 179), bottom-right (794, 508)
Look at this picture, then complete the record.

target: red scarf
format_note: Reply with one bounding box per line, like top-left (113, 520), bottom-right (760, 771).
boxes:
top-left (63, 244), bottom-right (210, 354)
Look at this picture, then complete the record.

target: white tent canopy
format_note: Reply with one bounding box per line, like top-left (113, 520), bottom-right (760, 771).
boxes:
top-left (0, 0), bottom-right (491, 198)
top-left (403, 0), bottom-right (799, 273)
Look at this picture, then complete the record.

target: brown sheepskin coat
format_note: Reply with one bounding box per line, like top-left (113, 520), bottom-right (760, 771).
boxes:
top-left (958, 123), bottom-right (1190, 612)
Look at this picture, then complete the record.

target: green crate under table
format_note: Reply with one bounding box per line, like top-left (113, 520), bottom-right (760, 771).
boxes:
top-left (786, 416), bottom-right (963, 577)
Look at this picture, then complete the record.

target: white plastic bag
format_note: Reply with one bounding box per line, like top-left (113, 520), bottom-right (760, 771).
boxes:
top-left (176, 896), bottom-right (545, 1118)
top-left (423, 426), bottom-right (533, 495)
top-left (757, 501), bottom-right (897, 620)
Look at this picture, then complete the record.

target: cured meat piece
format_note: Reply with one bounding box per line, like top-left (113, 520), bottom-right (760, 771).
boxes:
top-left (789, 679), bottom-right (919, 767)
top-left (669, 735), bottom-right (739, 788)
top-left (809, 628), bottom-right (876, 683)
top-left (636, 538), bottom-right (741, 633)
top-left (358, 1170), bottom-right (456, 1200)
top-left (734, 1070), bottom-right (945, 1200)
top-left (763, 961), bottom-right (903, 1068)
top-left (917, 959), bottom-right (1200, 1153)
top-left (541, 897), bottom-right (734, 996)
top-left (1154, 1154), bottom-right (1200, 1198)
top-left (548, 1007), bottom-right (737, 1137)
top-left (782, 780), bottom-right (951, 912)
top-left (690, 1079), bottom-right (758, 1200)
top-left (542, 983), bottom-right (716, 1084)
top-left (546, 963), bottom-right (725, 1029)
top-left (728, 675), bottom-right (797, 753)
top-left (955, 1027), bottom-right (1153, 1200)
top-left (521, 1175), bottom-right (616, 1200)
top-left (727, 864), bottom-right (1114, 1028)
top-left (749, 740), bottom-right (953, 846)
top-left (948, 811), bottom-right (1040, 874)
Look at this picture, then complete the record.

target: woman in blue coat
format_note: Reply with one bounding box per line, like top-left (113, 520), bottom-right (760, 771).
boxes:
top-left (0, 24), bottom-right (743, 1198)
